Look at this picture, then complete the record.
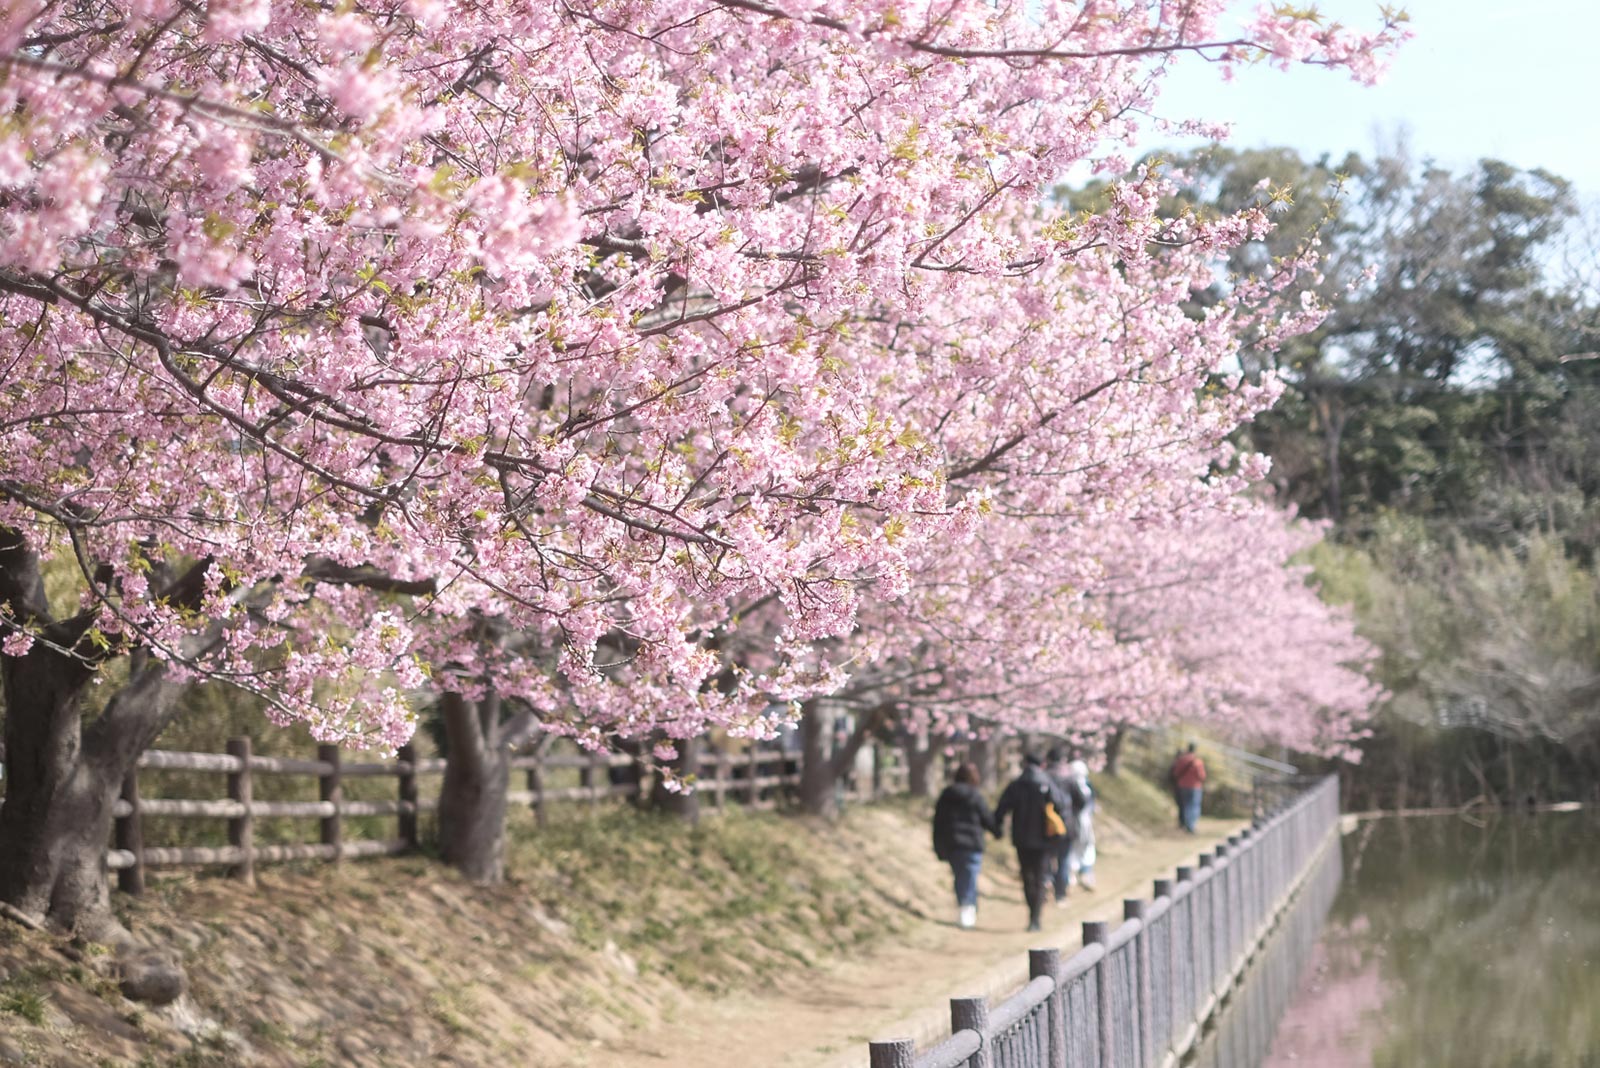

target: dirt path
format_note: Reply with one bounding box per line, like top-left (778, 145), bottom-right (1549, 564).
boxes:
top-left (596, 816), bottom-right (1244, 1068)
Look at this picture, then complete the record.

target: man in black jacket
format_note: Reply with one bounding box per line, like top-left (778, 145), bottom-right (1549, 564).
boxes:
top-left (994, 751), bottom-right (1077, 932)
top-left (932, 763), bottom-right (999, 929)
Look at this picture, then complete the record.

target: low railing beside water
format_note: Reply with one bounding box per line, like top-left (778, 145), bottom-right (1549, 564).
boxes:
top-left (1188, 836), bottom-right (1342, 1068)
top-left (868, 776), bottom-right (1342, 1068)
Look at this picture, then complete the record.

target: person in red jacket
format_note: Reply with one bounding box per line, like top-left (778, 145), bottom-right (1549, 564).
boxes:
top-left (1169, 743), bottom-right (1207, 833)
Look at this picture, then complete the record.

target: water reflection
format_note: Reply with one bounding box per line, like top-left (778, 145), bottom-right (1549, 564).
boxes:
top-left (1245, 812), bottom-right (1600, 1068)
top-left (1189, 840), bottom-right (1343, 1068)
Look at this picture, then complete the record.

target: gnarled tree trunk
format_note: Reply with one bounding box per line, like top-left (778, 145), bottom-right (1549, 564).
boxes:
top-left (0, 535), bottom-right (182, 942)
top-left (0, 654), bottom-right (178, 942)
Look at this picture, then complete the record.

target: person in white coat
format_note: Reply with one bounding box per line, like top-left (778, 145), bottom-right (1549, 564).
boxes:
top-left (1066, 759), bottom-right (1097, 891)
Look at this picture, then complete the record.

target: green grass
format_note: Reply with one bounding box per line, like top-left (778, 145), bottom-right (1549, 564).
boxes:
top-left (1093, 769), bottom-right (1184, 835)
top-left (0, 975), bottom-right (49, 1025)
top-left (503, 802), bottom-right (901, 993)
top-left (426, 987), bottom-right (478, 1037)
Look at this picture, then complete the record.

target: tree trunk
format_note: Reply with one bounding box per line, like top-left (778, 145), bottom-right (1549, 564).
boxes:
top-left (651, 735), bottom-right (702, 823)
top-left (970, 735), bottom-right (995, 789)
top-left (797, 701), bottom-right (838, 817)
top-left (437, 691), bottom-right (511, 883)
top-left (799, 703), bottom-right (888, 817)
top-left (0, 646), bottom-right (178, 942)
top-left (1, 532), bottom-right (196, 942)
top-left (1103, 726), bottom-right (1127, 777)
top-left (905, 729), bottom-right (934, 798)
top-left (1504, 739), bottom-right (1518, 804)
top-left (1313, 392), bottom-right (1347, 521)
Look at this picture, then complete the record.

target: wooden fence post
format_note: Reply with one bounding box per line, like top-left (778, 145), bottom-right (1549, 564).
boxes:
top-left (868, 1039), bottom-right (916, 1068)
top-left (226, 737), bottom-right (254, 886)
top-left (745, 744), bottom-right (759, 806)
top-left (1084, 920), bottom-right (1113, 1068)
top-left (950, 995), bottom-right (991, 1068)
top-left (115, 767), bottom-right (145, 895)
top-left (1030, 946), bottom-right (1066, 1068)
top-left (319, 743), bottom-right (342, 862)
top-left (1177, 865), bottom-right (1199, 1012)
top-left (396, 743), bottom-right (419, 849)
top-left (588, 751), bottom-right (608, 805)
top-left (1155, 877), bottom-right (1176, 1057)
top-left (1126, 898), bottom-right (1152, 1068)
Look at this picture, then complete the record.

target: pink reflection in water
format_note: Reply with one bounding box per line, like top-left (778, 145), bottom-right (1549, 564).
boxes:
top-left (1261, 918), bottom-right (1385, 1067)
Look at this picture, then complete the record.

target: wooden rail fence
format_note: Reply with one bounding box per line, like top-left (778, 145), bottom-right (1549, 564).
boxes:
top-left (106, 738), bottom-right (904, 893)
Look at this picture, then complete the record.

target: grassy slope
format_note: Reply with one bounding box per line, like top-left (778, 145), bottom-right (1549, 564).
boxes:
top-left (0, 801), bottom-right (944, 1067)
top-left (1093, 769), bottom-right (1185, 835)
top-left (0, 772), bottom-right (1185, 1067)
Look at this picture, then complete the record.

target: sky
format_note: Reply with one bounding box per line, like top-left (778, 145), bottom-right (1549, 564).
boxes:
top-left (1139, 0), bottom-right (1600, 197)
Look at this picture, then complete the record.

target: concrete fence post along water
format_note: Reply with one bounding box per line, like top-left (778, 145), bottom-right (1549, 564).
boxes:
top-left (864, 776), bottom-right (1343, 1068)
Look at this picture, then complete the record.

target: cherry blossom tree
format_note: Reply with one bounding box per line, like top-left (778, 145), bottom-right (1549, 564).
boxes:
top-left (0, 0), bottom-right (1403, 929)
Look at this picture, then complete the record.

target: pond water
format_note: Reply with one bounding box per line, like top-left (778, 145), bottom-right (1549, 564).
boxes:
top-left (1208, 811), bottom-right (1600, 1068)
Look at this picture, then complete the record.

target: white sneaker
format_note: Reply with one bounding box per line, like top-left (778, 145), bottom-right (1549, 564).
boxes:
top-left (958, 905), bottom-right (977, 929)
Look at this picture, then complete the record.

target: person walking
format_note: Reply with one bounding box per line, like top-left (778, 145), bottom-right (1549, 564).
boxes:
top-left (1167, 747), bottom-right (1186, 829)
top-left (1045, 748), bottom-right (1089, 905)
top-left (932, 763), bottom-right (999, 929)
top-left (994, 751), bottom-right (1076, 932)
top-left (1065, 759), bottom-right (1097, 892)
top-left (1171, 742), bottom-right (1207, 833)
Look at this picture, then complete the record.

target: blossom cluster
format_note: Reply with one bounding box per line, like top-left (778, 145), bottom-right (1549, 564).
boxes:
top-left (0, 1), bottom-right (1401, 751)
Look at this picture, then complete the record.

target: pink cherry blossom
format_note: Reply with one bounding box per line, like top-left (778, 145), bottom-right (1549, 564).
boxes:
top-left (0, 0), bottom-right (1400, 753)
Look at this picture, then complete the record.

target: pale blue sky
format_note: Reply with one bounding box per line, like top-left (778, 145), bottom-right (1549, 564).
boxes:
top-left (1140, 0), bottom-right (1600, 195)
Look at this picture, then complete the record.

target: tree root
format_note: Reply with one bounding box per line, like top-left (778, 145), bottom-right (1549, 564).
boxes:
top-left (0, 899), bottom-right (46, 932)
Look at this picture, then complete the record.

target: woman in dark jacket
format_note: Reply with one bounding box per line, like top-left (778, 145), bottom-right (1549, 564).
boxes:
top-left (933, 763), bottom-right (999, 929)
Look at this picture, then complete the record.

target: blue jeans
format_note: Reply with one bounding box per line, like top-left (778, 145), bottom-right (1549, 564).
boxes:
top-left (948, 849), bottom-right (983, 907)
top-left (1050, 839), bottom-right (1072, 898)
top-left (1178, 787), bottom-right (1203, 831)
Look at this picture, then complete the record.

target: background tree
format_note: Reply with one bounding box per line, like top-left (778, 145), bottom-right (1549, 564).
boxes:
top-left (1118, 143), bottom-right (1600, 803)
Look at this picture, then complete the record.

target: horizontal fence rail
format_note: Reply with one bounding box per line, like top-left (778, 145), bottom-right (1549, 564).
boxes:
top-left (102, 736), bottom-right (910, 892)
top-left (868, 775), bottom-right (1341, 1068)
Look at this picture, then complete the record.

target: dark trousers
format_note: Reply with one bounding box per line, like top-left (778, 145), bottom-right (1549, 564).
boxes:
top-left (1016, 847), bottom-right (1052, 926)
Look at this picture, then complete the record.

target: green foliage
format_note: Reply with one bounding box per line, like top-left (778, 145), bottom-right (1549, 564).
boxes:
top-left (1097, 143), bottom-right (1600, 799)
top-left (1308, 524), bottom-right (1600, 805)
top-left (0, 973), bottom-right (48, 1025)
top-left (1135, 146), bottom-right (1594, 538)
